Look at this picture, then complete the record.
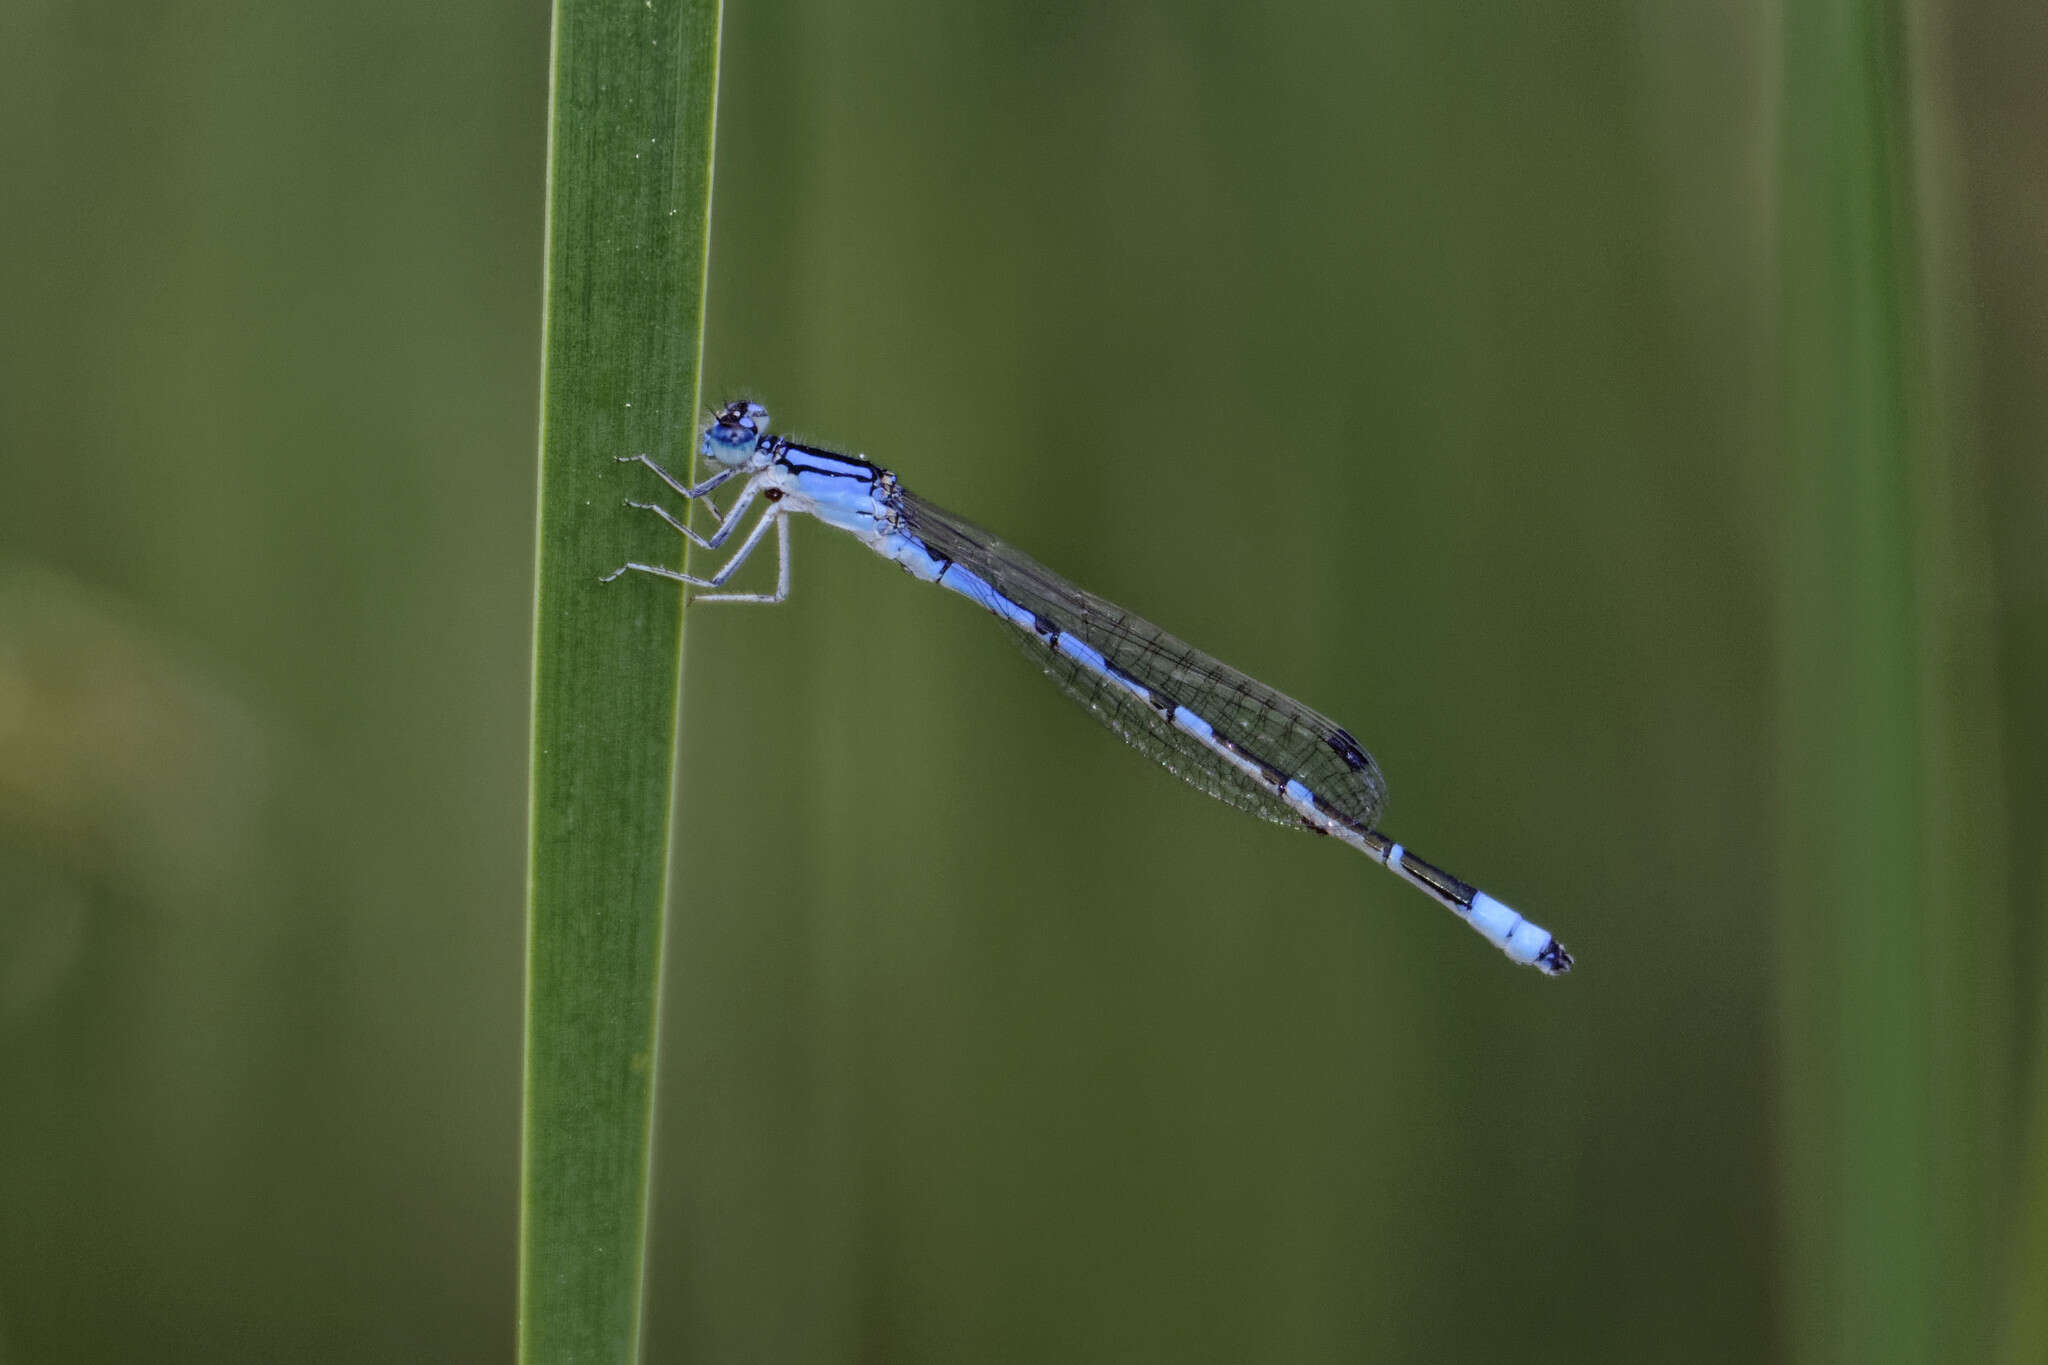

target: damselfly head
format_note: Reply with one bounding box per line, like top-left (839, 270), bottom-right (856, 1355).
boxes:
top-left (701, 401), bottom-right (770, 467)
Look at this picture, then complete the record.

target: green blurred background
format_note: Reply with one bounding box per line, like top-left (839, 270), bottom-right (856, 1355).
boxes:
top-left (3, 1), bottom-right (2043, 1361)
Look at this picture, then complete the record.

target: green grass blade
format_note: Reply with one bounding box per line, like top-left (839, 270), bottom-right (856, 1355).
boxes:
top-left (520, 2), bottom-right (722, 1361)
top-left (2003, 1049), bottom-right (2048, 1363)
top-left (1776, 3), bottom-right (2004, 1363)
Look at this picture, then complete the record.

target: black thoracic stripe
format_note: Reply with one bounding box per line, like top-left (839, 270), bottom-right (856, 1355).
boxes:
top-left (779, 443), bottom-right (882, 480)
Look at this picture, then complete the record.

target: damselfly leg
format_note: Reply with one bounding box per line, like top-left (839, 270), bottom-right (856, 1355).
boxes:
top-left (600, 492), bottom-right (790, 606)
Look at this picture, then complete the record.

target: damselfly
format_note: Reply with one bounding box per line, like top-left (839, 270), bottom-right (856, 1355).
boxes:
top-left (605, 401), bottom-right (1573, 975)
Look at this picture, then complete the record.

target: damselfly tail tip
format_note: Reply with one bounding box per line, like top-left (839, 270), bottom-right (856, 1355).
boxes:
top-left (1469, 889), bottom-right (1574, 977)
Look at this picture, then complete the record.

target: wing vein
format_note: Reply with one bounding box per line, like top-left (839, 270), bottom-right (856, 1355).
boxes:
top-left (896, 490), bottom-right (1388, 832)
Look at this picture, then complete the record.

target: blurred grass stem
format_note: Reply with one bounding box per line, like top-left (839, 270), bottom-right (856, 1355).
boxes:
top-left (1776, 1), bottom-right (2006, 1361)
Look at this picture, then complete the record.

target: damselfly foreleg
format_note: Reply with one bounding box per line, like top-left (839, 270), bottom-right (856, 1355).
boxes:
top-left (624, 473), bottom-right (764, 551)
top-left (615, 453), bottom-right (736, 502)
top-left (615, 455), bottom-right (741, 538)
